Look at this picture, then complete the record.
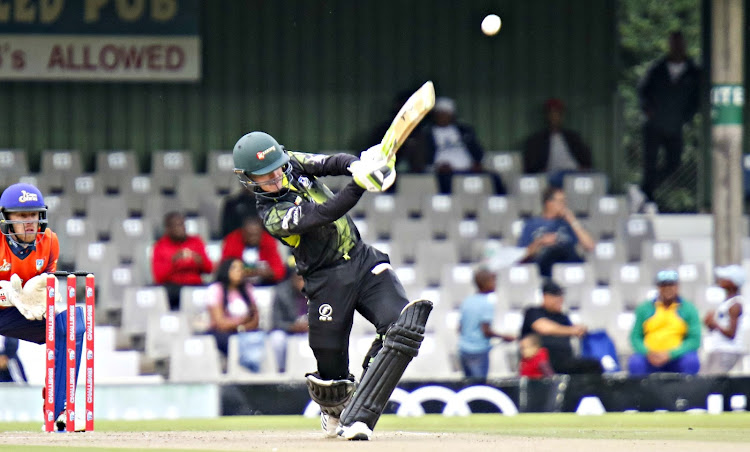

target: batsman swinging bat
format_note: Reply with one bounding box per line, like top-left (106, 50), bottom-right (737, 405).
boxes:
top-left (380, 81), bottom-right (436, 162)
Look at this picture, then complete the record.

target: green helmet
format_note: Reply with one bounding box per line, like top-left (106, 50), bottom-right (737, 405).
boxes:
top-left (233, 131), bottom-right (289, 177)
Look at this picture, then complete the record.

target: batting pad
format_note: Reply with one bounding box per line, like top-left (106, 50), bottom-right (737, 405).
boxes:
top-left (306, 373), bottom-right (357, 417)
top-left (340, 299), bottom-right (433, 429)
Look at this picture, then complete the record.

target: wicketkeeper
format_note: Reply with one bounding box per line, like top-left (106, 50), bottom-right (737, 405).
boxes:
top-left (0, 183), bottom-right (85, 430)
top-left (232, 131), bottom-right (432, 441)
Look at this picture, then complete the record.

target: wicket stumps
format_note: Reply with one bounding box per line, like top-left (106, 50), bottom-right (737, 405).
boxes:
top-left (44, 271), bottom-right (95, 433)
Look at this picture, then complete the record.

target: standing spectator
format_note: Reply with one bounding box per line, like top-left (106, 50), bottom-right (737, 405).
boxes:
top-left (518, 186), bottom-right (595, 277)
top-left (205, 258), bottom-right (263, 372)
top-left (703, 265), bottom-right (745, 374)
top-left (221, 216), bottom-right (285, 285)
top-left (518, 333), bottom-right (554, 379)
top-left (458, 266), bottom-right (515, 382)
top-left (424, 97), bottom-right (505, 194)
top-left (520, 280), bottom-right (602, 375)
top-left (0, 335), bottom-right (27, 383)
top-left (629, 269), bottom-right (701, 375)
top-left (268, 270), bottom-right (309, 373)
top-left (637, 30), bottom-right (700, 203)
top-left (220, 188), bottom-right (257, 238)
top-left (522, 98), bottom-right (593, 187)
top-left (152, 211), bottom-right (213, 310)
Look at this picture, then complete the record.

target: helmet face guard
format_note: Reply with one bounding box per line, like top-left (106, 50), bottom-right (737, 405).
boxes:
top-left (234, 163), bottom-right (293, 198)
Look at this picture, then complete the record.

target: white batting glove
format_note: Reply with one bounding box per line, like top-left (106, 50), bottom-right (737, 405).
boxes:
top-left (348, 159), bottom-right (397, 193)
top-left (359, 144), bottom-right (387, 162)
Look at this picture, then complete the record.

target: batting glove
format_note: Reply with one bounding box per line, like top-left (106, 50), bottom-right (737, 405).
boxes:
top-left (348, 158), bottom-right (396, 193)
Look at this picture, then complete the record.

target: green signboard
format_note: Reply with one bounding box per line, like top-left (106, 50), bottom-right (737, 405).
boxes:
top-left (711, 84), bottom-right (744, 125)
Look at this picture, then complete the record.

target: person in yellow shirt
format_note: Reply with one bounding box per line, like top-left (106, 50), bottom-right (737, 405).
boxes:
top-left (628, 269), bottom-right (701, 375)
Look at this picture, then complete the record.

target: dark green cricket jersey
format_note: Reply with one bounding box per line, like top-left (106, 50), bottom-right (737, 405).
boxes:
top-left (255, 151), bottom-right (365, 276)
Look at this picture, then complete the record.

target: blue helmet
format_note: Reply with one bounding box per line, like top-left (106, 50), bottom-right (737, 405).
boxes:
top-left (0, 183), bottom-right (48, 237)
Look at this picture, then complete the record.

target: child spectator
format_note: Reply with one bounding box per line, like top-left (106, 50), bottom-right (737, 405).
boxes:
top-left (518, 333), bottom-right (554, 378)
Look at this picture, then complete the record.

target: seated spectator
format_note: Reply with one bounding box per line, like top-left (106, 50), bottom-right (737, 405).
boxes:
top-left (520, 280), bottom-right (603, 375)
top-left (0, 335), bottom-right (27, 383)
top-left (458, 266), bottom-right (515, 382)
top-left (518, 186), bottom-right (595, 277)
top-left (424, 97), bottom-right (505, 194)
top-left (518, 333), bottom-right (555, 379)
top-left (629, 269), bottom-right (701, 375)
top-left (522, 98), bottom-right (593, 188)
top-left (220, 188), bottom-right (258, 238)
top-left (152, 211), bottom-right (214, 310)
top-left (221, 216), bottom-right (285, 285)
top-left (206, 258), bottom-right (264, 372)
top-left (268, 270), bottom-right (309, 373)
top-left (702, 265), bottom-right (745, 374)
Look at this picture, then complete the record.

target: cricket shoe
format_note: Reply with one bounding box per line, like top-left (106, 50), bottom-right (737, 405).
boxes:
top-left (337, 421), bottom-right (372, 441)
top-left (320, 412), bottom-right (340, 438)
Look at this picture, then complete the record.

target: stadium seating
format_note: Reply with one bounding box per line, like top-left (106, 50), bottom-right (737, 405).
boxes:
top-left (12, 146), bottom-right (750, 383)
top-left (168, 335), bottom-right (222, 382)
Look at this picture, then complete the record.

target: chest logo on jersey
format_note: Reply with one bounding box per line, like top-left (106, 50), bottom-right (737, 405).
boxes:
top-left (318, 303), bottom-right (333, 322)
top-left (0, 259), bottom-right (9, 272)
top-left (36, 259), bottom-right (45, 271)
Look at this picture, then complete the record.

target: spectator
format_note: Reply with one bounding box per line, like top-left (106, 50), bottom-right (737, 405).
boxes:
top-left (702, 265), bottom-right (745, 374)
top-left (220, 188), bottom-right (258, 238)
top-left (0, 335), bottom-right (27, 383)
top-left (424, 97), bottom-right (505, 194)
top-left (518, 333), bottom-right (554, 379)
top-left (458, 266), bottom-right (515, 382)
top-left (522, 98), bottom-right (593, 187)
top-left (152, 211), bottom-right (213, 310)
top-left (637, 30), bottom-right (700, 204)
top-left (628, 269), bottom-right (701, 375)
top-left (268, 270), bottom-right (309, 373)
top-left (518, 186), bottom-right (595, 277)
top-left (221, 216), bottom-right (285, 285)
top-left (205, 258), bottom-right (263, 372)
top-left (520, 280), bottom-right (602, 375)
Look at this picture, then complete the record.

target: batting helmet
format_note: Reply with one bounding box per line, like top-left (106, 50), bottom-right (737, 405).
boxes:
top-left (233, 131), bottom-right (292, 194)
top-left (0, 183), bottom-right (48, 236)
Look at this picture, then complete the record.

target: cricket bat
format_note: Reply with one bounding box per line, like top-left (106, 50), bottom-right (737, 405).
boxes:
top-left (380, 81), bottom-right (435, 161)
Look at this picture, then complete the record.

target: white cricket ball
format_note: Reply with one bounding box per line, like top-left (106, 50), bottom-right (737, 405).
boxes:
top-left (481, 14), bottom-right (502, 36)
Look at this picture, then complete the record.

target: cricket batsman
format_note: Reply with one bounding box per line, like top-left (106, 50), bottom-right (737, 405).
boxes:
top-left (232, 131), bottom-right (432, 440)
top-left (0, 183), bottom-right (85, 431)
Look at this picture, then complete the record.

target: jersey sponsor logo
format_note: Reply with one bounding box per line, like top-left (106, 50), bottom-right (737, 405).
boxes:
top-left (0, 259), bottom-right (10, 271)
top-left (18, 190), bottom-right (39, 203)
top-left (36, 259), bottom-right (45, 271)
top-left (318, 303), bottom-right (333, 322)
top-left (256, 146), bottom-right (275, 160)
top-left (281, 206), bottom-right (301, 230)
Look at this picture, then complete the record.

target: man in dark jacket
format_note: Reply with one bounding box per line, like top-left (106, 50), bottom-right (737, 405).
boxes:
top-left (638, 30), bottom-right (700, 202)
top-left (523, 98), bottom-right (592, 188)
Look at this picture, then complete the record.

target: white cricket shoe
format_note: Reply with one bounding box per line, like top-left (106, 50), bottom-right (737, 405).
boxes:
top-left (320, 412), bottom-right (340, 438)
top-left (337, 421), bottom-right (372, 441)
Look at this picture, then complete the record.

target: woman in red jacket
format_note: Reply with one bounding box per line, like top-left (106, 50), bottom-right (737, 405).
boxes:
top-left (221, 216), bottom-right (285, 285)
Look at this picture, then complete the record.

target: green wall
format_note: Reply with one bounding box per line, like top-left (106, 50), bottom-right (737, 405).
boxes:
top-left (0, 0), bottom-right (617, 174)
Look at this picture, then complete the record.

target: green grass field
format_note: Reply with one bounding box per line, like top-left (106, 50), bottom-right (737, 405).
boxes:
top-left (1, 412), bottom-right (749, 452)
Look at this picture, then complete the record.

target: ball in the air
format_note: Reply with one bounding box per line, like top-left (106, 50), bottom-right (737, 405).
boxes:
top-left (481, 14), bottom-right (501, 36)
